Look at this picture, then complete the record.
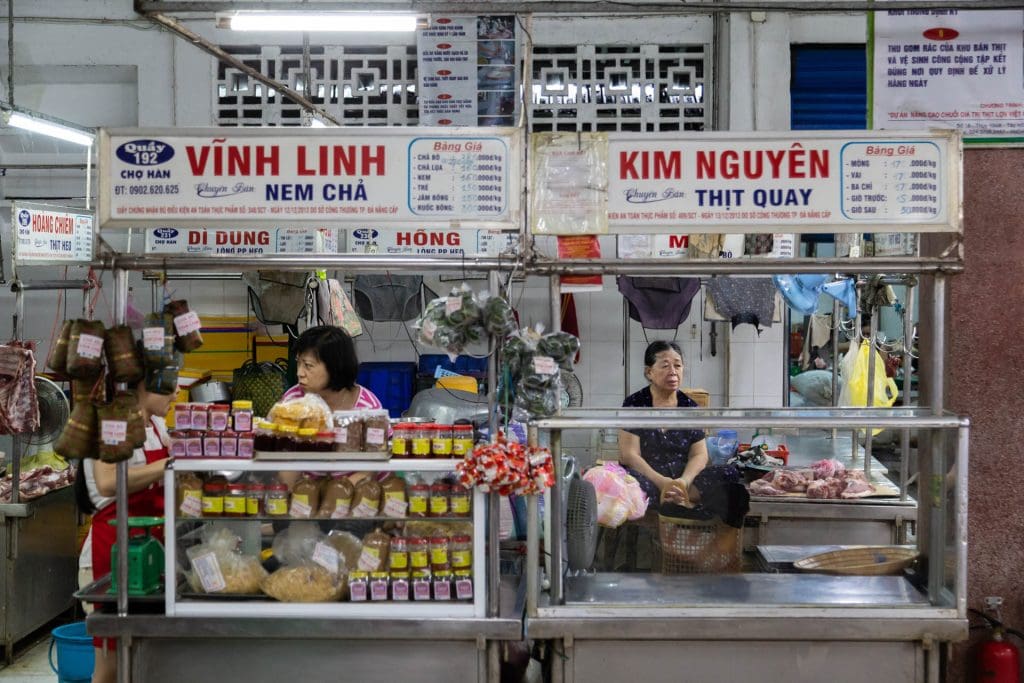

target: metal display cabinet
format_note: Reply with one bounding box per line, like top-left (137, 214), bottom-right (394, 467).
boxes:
top-left (525, 408), bottom-right (968, 683)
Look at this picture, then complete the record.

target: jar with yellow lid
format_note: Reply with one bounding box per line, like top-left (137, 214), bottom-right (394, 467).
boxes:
top-left (254, 421), bottom-right (278, 452)
top-left (277, 424), bottom-right (299, 451)
top-left (349, 571), bottom-right (369, 602)
top-left (231, 400), bottom-right (253, 432)
top-left (369, 571), bottom-right (390, 601)
top-left (297, 427), bottom-right (317, 451)
top-left (411, 570), bottom-right (432, 601)
top-left (453, 569), bottom-right (474, 600)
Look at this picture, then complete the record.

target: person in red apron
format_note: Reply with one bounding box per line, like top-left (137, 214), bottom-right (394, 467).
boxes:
top-left (86, 383), bottom-right (172, 683)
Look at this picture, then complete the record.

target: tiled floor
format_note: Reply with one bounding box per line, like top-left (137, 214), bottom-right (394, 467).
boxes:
top-left (0, 637), bottom-right (61, 681)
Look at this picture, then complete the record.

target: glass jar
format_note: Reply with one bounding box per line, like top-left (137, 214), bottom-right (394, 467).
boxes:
top-left (169, 430), bottom-right (188, 458)
top-left (369, 571), bottom-right (390, 601)
top-left (348, 571), bottom-right (369, 602)
top-left (185, 431), bottom-right (204, 458)
top-left (431, 424), bottom-right (453, 458)
top-left (253, 421), bottom-right (278, 452)
top-left (408, 537), bottom-right (429, 572)
top-left (201, 481), bottom-right (225, 516)
top-left (452, 423), bottom-right (474, 456)
top-left (315, 431), bottom-right (335, 452)
top-left (224, 483), bottom-right (247, 517)
top-left (297, 427), bottom-right (317, 451)
top-left (389, 536), bottom-right (409, 571)
top-left (432, 570), bottom-right (453, 601)
top-left (177, 472), bottom-right (203, 518)
top-left (173, 403), bottom-right (191, 431)
top-left (453, 569), bottom-right (474, 601)
top-left (246, 482), bottom-right (265, 516)
top-left (277, 424), bottom-right (299, 451)
top-left (191, 404), bottom-right (209, 431)
top-left (450, 484), bottom-right (472, 517)
top-left (450, 534), bottom-right (472, 570)
top-left (203, 432), bottom-right (221, 458)
top-left (265, 483), bottom-right (289, 517)
top-left (237, 431), bottom-right (255, 459)
top-left (429, 535), bottom-right (450, 571)
top-left (232, 400), bottom-right (254, 433)
top-left (411, 424), bottom-right (433, 458)
top-left (429, 481), bottom-right (451, 517)
top-left (390, 571), bottom-right (410, 601)
top-left (390, 423), bottom-right (413, 457)
top-left (208, 404), bottom-right (231, 432)
top-left (411, 570), bottom-right (432, 601)
top-left (408, 483), bottom-right (430, 518)
top-left (220, 429), bottom-right (238, 458)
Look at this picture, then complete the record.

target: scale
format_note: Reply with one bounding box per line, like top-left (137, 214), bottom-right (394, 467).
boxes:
top-left (108, 517), bottom-right (165, 596)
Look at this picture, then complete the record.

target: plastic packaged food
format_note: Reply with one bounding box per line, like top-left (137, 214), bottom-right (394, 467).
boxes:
top-left (290, 476), bottom-right (320, 518)
top-left (231, 400), bottom-right (254, 432)
top-left (318, 475), bottom-right (355, 519)
top-left (166, 299), bottom-right (204, 353)
top-left (349, 571), bottom-right (369, 602)
top-left (209, 405), bottom-right (231, 432)
top-left (46, 320), bottom-right (72, 374)
top-left (315, 431), bottom-right (335, 452)
top-left (265, 483), bottom-right (290, 517)
top-left (429, 536), bottom-right (450, 571)
top-left (220, 430), bottom-right (238, 458)
top-left (254, 421), bottom-right (279, 452)
top-left (66, 319), bottom-right (106, 379)
top-left (450, 484), bottom-right (472, 517)
top-left (177, 472), bottom-right (204, 518)
top-left (408, 482), bottom-right (430, 518)
top-left (224, 483), bottom-right (247, 517)
top-left (391, 423), bottom-right (413, 457)
top-left (431, 424), bottom-right (453, 458)
top-left (169, 430), bottom-right (188, 458)
top-left (429, 481), bottom-right (451, 517)
top-left (141, 313), bottom-right (176, 368)
top-left (454, 570), bottom-right (474, 601)
top-left (186, 431), bottom-right (204, 458)
top-left (269, 394), bottom-right (333, 432)
top-left (408, 536), bottom-right (429, 572)
top-left (203, 433), bottom-right (221, 458)
top-left (184, 528), bottom-right (267, 594)
top-left (412, 570), bottom-right (432, 601)
top-left (362, 410), bottom-right (390, 453)
top-left (297, 427), bottom-right (318, 451)
top-left (411, 424), bottom-right (433, 458)
top-left (450, 534), bottom-right (473, 570)
top-left (389, 536), bottom-right (409, 571)
top-left (369, 571), bottom-right (390, 601)
top-left (391, 572), bottom-right (410, 601)
top-left (351, 478), bottom-right (382, 518)
top-left (433, 570), bottom-right (453, 601)
top-left (173, 404), bottom-right (192, 431)
top-left (452, 424), bottom-right (474, 457)
top-left (333, 410), bottom-right (364, 451)
top-left (202, 481), bottom-right (225, 516)
top-left (261, 566), bottom-right (343, 602)
top-left (357, 529), bottom-right (391, 572)
top-left (246, 482), bottom-right (265, 516)
top-left (325, 530), bottom-right (363, 572)
top-left (190, 404), bottom-right (209, 431)
top-left (380, 475), bottom-right (408, 518)
top-left (237, 431), bottom-right (255, 458)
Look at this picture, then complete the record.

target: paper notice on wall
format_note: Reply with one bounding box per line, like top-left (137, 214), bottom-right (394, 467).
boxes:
top-left (557, 235), bottom-right (603, 292)
top-left (873, 10), bottom-right (1024, 136)
top-left (531, 133), bottom-right (609, 235)
top-left (617, 234), bottom-right (689, 259)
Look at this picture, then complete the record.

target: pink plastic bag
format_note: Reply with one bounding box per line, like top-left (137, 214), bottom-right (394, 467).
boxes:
top-left (582, 462), bottom-right (649, 528)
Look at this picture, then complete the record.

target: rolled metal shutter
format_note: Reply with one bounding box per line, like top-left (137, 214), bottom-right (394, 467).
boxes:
top-left (790, 45), bottom-right (867, 130)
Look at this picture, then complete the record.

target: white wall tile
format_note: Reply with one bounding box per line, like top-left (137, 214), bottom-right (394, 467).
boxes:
top-left (753, 337), bottom-right (785, 397)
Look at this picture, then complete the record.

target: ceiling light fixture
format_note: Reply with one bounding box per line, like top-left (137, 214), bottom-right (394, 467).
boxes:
top-left (217, 12), bottom-right (424, 32)
top-left (2, 106), bottom-right (94, 146)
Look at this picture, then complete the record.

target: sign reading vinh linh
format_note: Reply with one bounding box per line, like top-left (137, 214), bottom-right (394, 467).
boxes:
top-left (98, 127), bottom-right (520, 229)
top-left (601, 130), bottom-right (961, 234)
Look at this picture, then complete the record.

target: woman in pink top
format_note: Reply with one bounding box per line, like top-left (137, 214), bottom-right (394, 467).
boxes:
top-left (281, 325), bottom-right (382, 411)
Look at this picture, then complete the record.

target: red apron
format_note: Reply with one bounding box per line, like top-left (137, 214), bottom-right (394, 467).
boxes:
top-left (90, 418), bottom-right (167, 582)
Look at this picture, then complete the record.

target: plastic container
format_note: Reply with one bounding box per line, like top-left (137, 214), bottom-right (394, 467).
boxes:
top-left (450, 484), bottom-right (472, 517)
top-left (429, 536), bottom-right (450, 570)
top-left (168, 430), bottom-right (188, 458)
top-left (297, 428), bottom-right (318, 451)
top-left (389, 537), bottom-right (409, 571)
top-left (224, 483), bottom-right (247, 517)
top-left (408, 483), bottom-right (430, 518)
top-left (349, 571), bottom-right (368, 602)
top-left (390, 572), bottom-right (410, 601)
top-left (185, 431), bottom-right (204, 458)
top-left (429, 481), bottom-right (450, 517)
top-left (237, 431), bottom-right (255, 459)
top-left (391, 423), bottom-right (413, 456)
top-left (173, 404), bottom-right (192, 431)
top-left (49, 621), bottom-right (93, 683)
top-left (408, 537), bottom-right (429, 571)
top-left (254, 421), bottom-right (278, 452)
top-left (411, 425), bottom-right (433, 458)
top-left (208, 404), bottom-right (231, 432)
top-left (315, 431), bottom-right (335, 452)
top-left (232, 400), bottom-right (254, 432)
top-left (246, 482), bottom-right (265, 516)
top-left (362, 410), bottom-right (390, 453)
top-left (356, 361), bottom-right (416, 418)
top-left (707, 429), bottom-right (740, 465)
top-left (203, 433), bottom-right (221, 458)
top-left (220, 429), bottom-right (238, 458)
top-left (201, 481), bottom-right (225, 516)
top-left (452, 424), bottom-right (474, 456)
top-left (431, 424), bottom-right (453, 458)
top-left (453, 569), bottom-right (473, 601)
top-left (190, 404), bottom-right (209, 431)
top-left (450, 534), bottom-right (472, 570)
top-left (265, 483), bottom-right (289, 517)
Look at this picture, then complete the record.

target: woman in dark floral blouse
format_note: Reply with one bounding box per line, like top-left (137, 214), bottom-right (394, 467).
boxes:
top-left (619, 340), bottom-right (748, 527)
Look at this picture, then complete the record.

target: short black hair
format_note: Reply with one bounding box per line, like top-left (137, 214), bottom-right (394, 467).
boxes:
top-left (644, 340), bottom-right (684, 368)
top-left (293, 325), bottom-right (359, 391)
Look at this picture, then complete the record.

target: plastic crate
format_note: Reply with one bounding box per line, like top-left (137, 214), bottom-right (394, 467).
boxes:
top-left (418, 354), bottom-right (488, 377)
top-left (356, 362), bottom-right (416, 418)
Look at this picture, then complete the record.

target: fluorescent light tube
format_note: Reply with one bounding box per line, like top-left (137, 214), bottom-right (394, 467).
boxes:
top-left (223, 13), bottom-right (420, 32)
top-left (6, 111), bottom-right (94, 146)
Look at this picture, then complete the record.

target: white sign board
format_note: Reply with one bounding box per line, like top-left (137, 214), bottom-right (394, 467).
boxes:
top-left (873, 10), bottom-right (1024, 137)
top-left (12, 202), bottom-right (94, 265)
top-left (603, 130), bottom-right (961, 234)
top-left (99, 127), bottom-right (520, 229)
top-left (145, 227), bottom-right (338, 255)
top-left (346, 227), bottom-right (519, 257)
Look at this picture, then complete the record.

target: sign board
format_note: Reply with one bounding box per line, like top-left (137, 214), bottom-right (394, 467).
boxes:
top-left (601, 130), bottom-right (961, 234)
top-left (98, 127), bottom-right (520, 229)
top-left (873, 10), bottom-right (1024, 137)
top-left (144, 227), bottom-right (338, 255)
top-left (346, 227), bottom-right (519, 257)
top-left (12, 202), bottom-right (94, 265)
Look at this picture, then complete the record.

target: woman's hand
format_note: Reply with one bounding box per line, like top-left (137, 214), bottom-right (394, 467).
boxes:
top-left (659, 476), bottom-right (693, 507)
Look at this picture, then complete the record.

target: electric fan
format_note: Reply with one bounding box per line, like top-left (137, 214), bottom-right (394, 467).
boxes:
top-left (565, 472), bottom-right (598, 574)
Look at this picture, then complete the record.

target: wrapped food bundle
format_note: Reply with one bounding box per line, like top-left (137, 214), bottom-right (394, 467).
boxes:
top-left (456, 432), bottom-right (555, 496)
top-left (96, 391), bottom-right (147, 463)
top-left (268, 393), bottom-right (333, 431)
top-left (144, 352), bottom-right (183, 396)
top-left (165, 299), bottom-right (204, 352)
top-left (46, 320), bottom-right (72, 374)
top-left (480, 292), bottom-right (517, 338)
top-left (263, 524), bottom-right (348, 601)
top-left (55, 400), bottom-right (98, 460)
top-left (141, 312), bottom-right (177, 367)
top-left (413, 284), bottom-right (485, 359)
top-left (104, 326), bottom-right (145, 384)
top-left (66, 319), bottom-right (106, 379)
top-left (184, 528), bottom-right (267, 595)
top-left (261, 566), bottom-right (345, 603)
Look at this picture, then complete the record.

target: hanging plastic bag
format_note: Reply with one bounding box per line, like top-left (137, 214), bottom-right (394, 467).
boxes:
top-left (839, 340), bottom-right (899, 436)
top-left (581, 462), bottom-right (649, 528)
top-left (315, 278), bottom-right (363, 338)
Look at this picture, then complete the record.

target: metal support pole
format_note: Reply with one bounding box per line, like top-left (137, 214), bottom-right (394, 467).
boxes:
top-left (547, 277), bottom-right (563, 605)
top-left (864, 310), bottom-right (878, 481)
top-left (852, 306), bottom-right (863, 462)
top-left (112, 268), bottom-right (131, 683)
top-left (9, 290), bottom-right (24, 505)
top-left (830, 297), bottom-right (840, 441)
top-left (900, 282), bottom-right (916, 501)
top-left (526, 426), bottom-right (539, 618)
top-left (930, 275), bottom-right (945, 414)
top-left (486, 270), bottom-right (500, 620)
top-left (926, 275), bottom-right (947, 604)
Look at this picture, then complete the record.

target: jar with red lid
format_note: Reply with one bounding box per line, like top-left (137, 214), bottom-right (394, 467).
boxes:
top-left (429, 481), bottom-right (451, 517)
top-left (265, 483), bottom-right (289, 517)
top-left (203, 432), bottom-right (221, 458)
top-left (224, 483), bottom-right (247, 517)
top-left (173, 404), bottom-right (192, 431)
top-left (246, 482), bottom-right (265, 516)
top-left (220, 429), bottom-right (238, 458)
top-left (201, 481), bottom-right (225, 516)
top-left (191, 404), bottom-right (209, 431)
top-left (408, 483), bottom-right (430, 518)
top-left (408, 537), bottom-right (429, 571)
top-left (431, 424), bottom-right (453, 458)
top-left (185, 431), bottom-right (204, 458)
top-left (450, 484), bottom-right (472, 517)
top-left (429, 535), bottom-right (450, 571)
top-left (169, 430), bottom-right (188, 458)
top-left (410, 424), bottom-right (433, 458)
top-left (452, 424), bottom-right (474, 456)
top-left (208, 404), bottom-right (231, 432)
top-left (315, 431), bottom-right (335, 452)
top-left (237, 431), bottom-right (255, 459)
top-left (390, 423), bottom-right (413, 457)
top-left (450, 534), bottom-right (472, 570)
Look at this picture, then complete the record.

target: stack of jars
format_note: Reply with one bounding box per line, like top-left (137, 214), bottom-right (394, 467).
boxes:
top-left (391, 422), bottom-right (474, 459)
top-left (349, 533), bottom-right (473, 602)
top-left (253, 420), bottom-right (335, 453)
top-left (168, 401), bottom-right (255, 458)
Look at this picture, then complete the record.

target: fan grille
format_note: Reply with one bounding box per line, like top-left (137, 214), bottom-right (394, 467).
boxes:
top-left (25, 377), bottom-right (70, 445)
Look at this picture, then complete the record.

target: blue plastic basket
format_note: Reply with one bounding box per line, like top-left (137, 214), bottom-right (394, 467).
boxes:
top-left (49, 622), bottom-right (94, 683)
top-left (357, 362), bottom-right (416, 418)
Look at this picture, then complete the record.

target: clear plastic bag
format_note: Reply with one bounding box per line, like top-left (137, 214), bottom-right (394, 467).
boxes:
top-left (267, 392), bottom-right (334, 431)
top-left (582, 462), bottom-right (649, 528)
top-left (184, 527), bottom-right (267, 594)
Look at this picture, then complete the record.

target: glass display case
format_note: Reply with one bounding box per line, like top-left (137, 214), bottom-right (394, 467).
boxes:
top-left (163, 458), bottom-right (486, 618)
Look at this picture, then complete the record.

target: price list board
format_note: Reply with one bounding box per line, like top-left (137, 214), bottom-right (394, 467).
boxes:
top-left (840, 141), bottom-right (943, 222)
top-left (408, 137), bottom-right (510, 217)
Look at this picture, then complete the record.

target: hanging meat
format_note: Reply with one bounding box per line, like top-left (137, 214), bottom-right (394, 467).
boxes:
top-left (0, 342), bottom-right (40, 435)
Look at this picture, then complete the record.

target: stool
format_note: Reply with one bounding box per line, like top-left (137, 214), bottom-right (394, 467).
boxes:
top-left (657, 514), bottom-right (741, 574)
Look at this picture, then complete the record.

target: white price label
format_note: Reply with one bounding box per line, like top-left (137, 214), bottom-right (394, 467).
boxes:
top-left (365, 427), bottom-right (385, 445)
top-left (77, 333), bottom-right (104, 359)
top-left (351, 500), bottom-right (379, 518)
top-left (330, 500), bottom-right (351, 519)
top-left (289, 499), bottom-right (312, 518)
top-left (190, 551), bottom-right (226, 593)
top-left (383, 497), bottom-right (408, 518)
top-left (173, 310), bottom-right (202, 336)
top-left (142, 327), bottom-right (165, 350)
top-left (446, 296), bottom-right (463, 314)
top-left (311, 542), bottom-right (340, 574)
top-left (334, 426), bottom-right (348, 444)
top-left (357, 546), bottom-right (381, 572)
top-left (533, 356), bottom-right (558, 376)
top-left (179, 494), bottom-right (202, 518)
top-left (100, 420), bottom-right (128, 445)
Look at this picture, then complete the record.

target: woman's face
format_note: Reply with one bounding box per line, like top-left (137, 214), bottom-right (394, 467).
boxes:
top-left (296, 351), bottom-right (331, 394)
top-left (646, 349), bottom-right (683, 393)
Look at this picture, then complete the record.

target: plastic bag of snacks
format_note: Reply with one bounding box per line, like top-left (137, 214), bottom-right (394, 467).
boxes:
top-left (185, 527), bottom-right (267, 594)
top-left (456, 432), bottom-right (555, 496)
top-left (479, 291), bottom-right (517, 338)
top-left (502, 325), bottom-right (580, 418)
top-left (268, 393), bottom-right (334, 432)
top-left (413, 284), bottom-right (486, 360)
top-left (582, 462), bottom-right (650, 528)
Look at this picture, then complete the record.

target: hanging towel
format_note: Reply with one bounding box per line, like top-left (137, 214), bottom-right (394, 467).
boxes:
top-left (617, 276), bottom-right (702, 329)
top-left (706, 277), bottom-right (777, 331)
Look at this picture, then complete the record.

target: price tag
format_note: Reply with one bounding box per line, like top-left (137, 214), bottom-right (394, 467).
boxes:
top-left (289, 499), bottom-right (312, 518)
top-left (173, 310), bottom-right (202, 336)
top-left (533, 356), bottom-right (558, 376)
top-left (179, 494), bottom-right (202, 518)
top-left (365, 427), bottom-right (385, 445)
top-left (334, 426), bottom-right (348, 445)
top-left (357, 546), bottom-right (381, 571)
top-left (312, 542), bottom-right (340, 574)
top-left (77, 333), bottom-right (104, 359)
top-left (101, 420), bottom-right (128, 445)
top-left (190, 551), bottom-right (226, 593)
top-left (330, 501), bottom-right (351, 519)
top-left (455, 577), bottom-right (474, 600)
top-left (383, 497), bottom-right (408, 518)
top-left (351, 500), bottom-right (379, 518)
top-left (142, 327), bottom-right (165, 350)
top-left (421, 318), bottom-right (437, 341)
top-left (446, 296), bottom-right (463, 314)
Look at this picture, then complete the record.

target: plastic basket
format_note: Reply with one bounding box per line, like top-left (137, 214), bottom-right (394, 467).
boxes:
top-left (356, 362), bottom-right (416, 418)
top-left (793, 546), bottom-right (918, 576)
top-left (657, 515), bottom-right (742, 574)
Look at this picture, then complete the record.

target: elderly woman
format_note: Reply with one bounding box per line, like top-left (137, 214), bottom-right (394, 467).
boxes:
top-left (619, 340), bottom-right (748, 528)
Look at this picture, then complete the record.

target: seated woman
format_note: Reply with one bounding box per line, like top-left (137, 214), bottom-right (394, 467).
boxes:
top-left (619, 340), bottom-right (748, 528)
